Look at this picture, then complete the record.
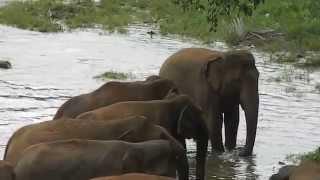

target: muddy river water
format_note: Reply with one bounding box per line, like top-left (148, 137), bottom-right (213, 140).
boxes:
top-left (0, 24), bottom-right (319, 179)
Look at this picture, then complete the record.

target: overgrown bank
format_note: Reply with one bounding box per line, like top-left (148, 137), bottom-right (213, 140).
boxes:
top-left (0, 0), bottom-right (319, 66)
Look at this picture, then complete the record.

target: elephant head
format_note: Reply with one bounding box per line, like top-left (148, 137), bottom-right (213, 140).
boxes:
top-left (170, 94), bottom-right (209, 180)
top-left (202, 50), bottom-right (259, 156)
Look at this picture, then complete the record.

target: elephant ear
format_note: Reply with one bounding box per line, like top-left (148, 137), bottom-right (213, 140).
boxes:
top-left (201, 57), bottom-right (225, 93)
top-left (164, 87), bottom-right (179, 99)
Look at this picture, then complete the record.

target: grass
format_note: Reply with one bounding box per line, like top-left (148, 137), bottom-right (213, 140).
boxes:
top-left (94, 71), bottom-right (130, 80)
top-left (286, 147), bottom-right (320, 164)
top-left (302, 147), bottom-right (320, 162)
top-left (0, 0), bottom-right (319, 66)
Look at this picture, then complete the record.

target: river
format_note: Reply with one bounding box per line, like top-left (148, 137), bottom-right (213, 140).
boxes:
top-left (0, 24), bottom-right (319, 179)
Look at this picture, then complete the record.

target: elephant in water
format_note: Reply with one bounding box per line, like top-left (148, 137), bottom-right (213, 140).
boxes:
top-left (0, 160), bottom-right (14, 180)
top-left (4, 115), bottom-right (188, 180)
top-left (159, 48), bottom-right (260, 158)
top-left (77, 93), bottom-right (208, 180)
top-left (14, 139), bottom-right (185, 180)
top-left (91, 173), bottom-right (175, 180)
top-left (270, 160), bottom-right (320, 180)
top-left (53, 75), bottom-right (177, 119)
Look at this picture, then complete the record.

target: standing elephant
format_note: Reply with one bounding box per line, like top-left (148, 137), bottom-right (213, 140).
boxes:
top-left (77, 94), bottom-right (208, 180)
top-left (14, 139), bottom-right (183, 180)
top-left (159, 48), bottom-right (259, 157)
top-left (53, 75), bottom-right (176, 119)
top-left (0, 160), bottom-right (14, 180)
top-left (4, 115), bottom-right (188, 180)
top-left (91, 173), bottom-right (175, 180)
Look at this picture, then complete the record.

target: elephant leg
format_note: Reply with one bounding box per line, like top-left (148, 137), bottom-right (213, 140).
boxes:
top-left (224, 105), bottom-right (239, 150)
top-left (210, 112), bottom-right (224, 153)
top-left (176, 137), bottom-right (188, 180)
top-left (196, 136), bottom-right (208, 180)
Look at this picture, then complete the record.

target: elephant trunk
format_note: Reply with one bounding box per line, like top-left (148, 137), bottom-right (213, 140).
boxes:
top-left (239, 69), bottom-right (259, 156)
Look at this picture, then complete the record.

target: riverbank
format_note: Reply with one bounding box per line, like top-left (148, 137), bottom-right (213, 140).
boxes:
top-left (0, 0), bottom-right (319, 66)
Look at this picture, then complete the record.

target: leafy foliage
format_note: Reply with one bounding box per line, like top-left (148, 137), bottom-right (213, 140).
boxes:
top-left (172, 0), bottom-right (264, 31)
top-left (302, 147), bottom-right (320, 162)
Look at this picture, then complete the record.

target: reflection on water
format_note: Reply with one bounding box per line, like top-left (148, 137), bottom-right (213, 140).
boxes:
top-left (0, 24), bottom-right (320, 179)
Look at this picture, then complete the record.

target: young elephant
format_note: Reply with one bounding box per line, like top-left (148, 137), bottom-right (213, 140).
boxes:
top-left (77, 94), bottom-right (208, 180)
top-left (4, 115), bottom-right (187, 180)
top-left (53, 76), bottom-right (176, 119)
top-left (91, 173), bottom-right (175, 180)
top-left (0, 160), bottom-right (14, 180)
top-left (14, 139), bottom-right (183, 180)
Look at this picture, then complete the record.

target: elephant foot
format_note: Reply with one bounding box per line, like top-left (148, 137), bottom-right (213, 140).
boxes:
top-left (225, 143), bottom-right (236, 151)
top-left (239, 147), bottom-right (252, 157)
top-left (211, 144), bottom-right (225, 153)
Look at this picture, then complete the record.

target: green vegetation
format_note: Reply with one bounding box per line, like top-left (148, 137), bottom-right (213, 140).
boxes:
top-left (286, 147), bottom-right (320, 163)
top-left (94, 71), bottom-right (130, 80)
top-left (0, 0), bottom-right (319, 66)
top-left (301, 147), bottom-right (320, 162)
top-left (0, 0), bottom-right (137, 32)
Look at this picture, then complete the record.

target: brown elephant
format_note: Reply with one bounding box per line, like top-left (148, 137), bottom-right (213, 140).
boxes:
top-left (290, 160), bottom-right (320, 180)
top-left (0, 160), bottom-right (14, 180)
top-left (53, 75), bottom-right (176, 119)
top-left (77, 94), bottom-right (208, 180)
top-left (4, 116), bottom-right (188, 180)
top-left (91, 173), bottom-right (175, 180)
top-left (14, 139), bottom-right (183, 180)
top-left (159, 48), bottom-right (260, 157)
top-left (270, 160), bottom-right (320, 180)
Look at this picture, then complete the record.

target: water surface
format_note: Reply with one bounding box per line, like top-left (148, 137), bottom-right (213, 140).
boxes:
top-left (0, 24), bottom-right (319, 179)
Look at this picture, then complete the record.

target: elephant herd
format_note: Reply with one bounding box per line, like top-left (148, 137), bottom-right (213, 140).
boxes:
top-left (0, 48), bottom-right (261, 180)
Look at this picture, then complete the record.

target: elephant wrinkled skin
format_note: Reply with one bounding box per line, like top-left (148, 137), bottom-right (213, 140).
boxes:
top-left (4, 115), bottom-right (188, 180)
top-left (160, 48), bottom-right (260, 157)
top-left (14, 139), bottom-right (182, 180)
top-left (77, 94), bottom-right (208, 180)
top-left (53, 76), bottom-right (176, 119)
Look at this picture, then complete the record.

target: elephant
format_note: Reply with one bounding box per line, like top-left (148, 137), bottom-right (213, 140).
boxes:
top-left (270, 160), bottom-right (320, 180)
top-left (159, 48), bottom-right (260, 157)
top-left (91, 173), bottom-right (175, 180)
top-left (0, 160), bottom-right (14, 180)
top-left (4, 116), bottom-right (188, 180)
top-left (53, 75), bottom-right (177, 119)
top-left (76, 93), bottom-right (208, 180)
top-left (14, 139), bottom-right (184, 180)
top-left (270, 165), bottom-right (297, 180)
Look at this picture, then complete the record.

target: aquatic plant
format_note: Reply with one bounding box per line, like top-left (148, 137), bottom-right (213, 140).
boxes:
top-left (94, 71), bottom-right (130, 80)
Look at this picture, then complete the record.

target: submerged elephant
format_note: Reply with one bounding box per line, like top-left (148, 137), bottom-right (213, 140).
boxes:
top-left (14, 139), bottom-right (184, 180)
top-left (159, 48), bottom-right (259, 157)
top-left (77, 94), bottom-right (208, 180)
top-left (4, 115), bottom-right (188, 180)
top-left (53, 75), bottom-right (176, 119)
top-left (91, 173), bottom-right (175, 180)
top-left (0, 160), bottom-right (14, 180)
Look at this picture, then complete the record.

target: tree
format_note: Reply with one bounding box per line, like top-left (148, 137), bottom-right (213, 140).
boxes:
top-left (173, 0), bottom-right (264, 31)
